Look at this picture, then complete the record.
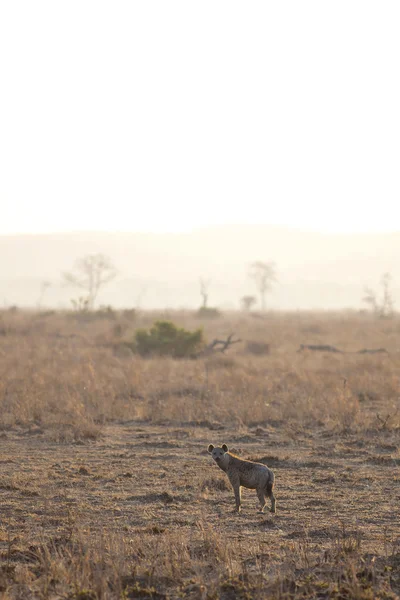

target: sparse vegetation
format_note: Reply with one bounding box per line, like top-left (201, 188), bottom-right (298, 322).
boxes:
top-left (0, 308), bottom-right (400, 598)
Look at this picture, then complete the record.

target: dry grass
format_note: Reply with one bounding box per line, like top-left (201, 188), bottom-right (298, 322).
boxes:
top-left (0, 308), bottom-right (400, 598)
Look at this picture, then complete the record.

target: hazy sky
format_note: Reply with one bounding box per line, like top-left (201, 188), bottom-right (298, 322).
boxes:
top-left (1, 2), bottom-right (399, 235)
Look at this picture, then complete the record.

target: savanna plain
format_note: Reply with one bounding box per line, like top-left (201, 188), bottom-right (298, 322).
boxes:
top-left (1, 308), bottom-right (400, 599)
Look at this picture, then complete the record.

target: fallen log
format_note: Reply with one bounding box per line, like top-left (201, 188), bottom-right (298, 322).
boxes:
top-left (357, 348), bottom-right (388, 354)
top-left (297, 344), bottom-right (342, 353)
top-left (298, 344), bottom-right (389, 355)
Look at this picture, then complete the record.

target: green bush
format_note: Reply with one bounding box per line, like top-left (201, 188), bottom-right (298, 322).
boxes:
top-left (133, 320), bottom-right (204, 358)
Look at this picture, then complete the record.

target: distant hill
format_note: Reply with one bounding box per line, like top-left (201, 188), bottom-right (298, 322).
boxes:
top-left (1, 226), bottom-right (399, 310)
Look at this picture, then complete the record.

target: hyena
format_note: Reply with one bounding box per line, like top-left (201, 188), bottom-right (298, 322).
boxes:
top-left (208, 444), bottom-right (276, 514)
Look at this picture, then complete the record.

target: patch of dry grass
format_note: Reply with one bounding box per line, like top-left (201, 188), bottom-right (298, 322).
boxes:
top-left (0, 308), bottom-right (400, 598)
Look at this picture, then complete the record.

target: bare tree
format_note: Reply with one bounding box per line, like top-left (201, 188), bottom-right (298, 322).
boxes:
top-left (199, 278), bottom-right (211, 308)
top-left (37, 280), bottom-right (51, 308)
top-left (381, 272), bottom-right (395, 317)
top-left (363, 286), bottom-right (379, 315)
top-left (248, 261), bottom-right (277, 311)
top-left (363, 272), bottom-right (394, 318)
top-left (135, 286), bottom-right (147, 310)
top-left (63, 254), bottom-right (117, 310)
top-left (240, 295), bottom-right (257, 312)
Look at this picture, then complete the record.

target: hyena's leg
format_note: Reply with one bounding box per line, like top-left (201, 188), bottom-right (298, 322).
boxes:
top-left (266, 481), bottom-right (276, 513)
top-left (232, 484), bottom-right (242, 512)
top-left (229, 475), bottom-right (241, 512)
top-left (256, 488), bottom-right (267, 512)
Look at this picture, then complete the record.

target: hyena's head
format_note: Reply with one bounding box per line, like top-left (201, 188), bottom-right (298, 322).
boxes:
top-left (208, 444), bottom-right (229, 468)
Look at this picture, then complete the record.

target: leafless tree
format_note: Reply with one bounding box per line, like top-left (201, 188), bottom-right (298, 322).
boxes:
top-left (363, 286), bottom-right (379, 315)
top-left (363, 272), bottom-right (394, 318)
top-left (199, 278), bottom-right (211, 308)
top-left (248, 261), bottom-right (277, 311)
top-left (63, 254), bottom-right (117, 310)
top-left (37, 280), bottom-right (51, 308)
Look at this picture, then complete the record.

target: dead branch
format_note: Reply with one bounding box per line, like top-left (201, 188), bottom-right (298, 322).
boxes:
top-left (376, 408), bottom-right (399, 430)
top-left (207, 333), bottom-right (242, 354)
top-left (195, 333), bottom-right (242, 358)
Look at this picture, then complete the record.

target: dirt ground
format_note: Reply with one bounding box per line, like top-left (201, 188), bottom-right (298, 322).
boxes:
top-left (1, 419), bottom-right (400, 598)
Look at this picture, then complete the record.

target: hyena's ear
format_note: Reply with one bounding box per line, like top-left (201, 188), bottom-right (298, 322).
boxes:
top-left (207, 444), bottom-right (214, 453)
top-left (222, 444), bottom-right (228, 453)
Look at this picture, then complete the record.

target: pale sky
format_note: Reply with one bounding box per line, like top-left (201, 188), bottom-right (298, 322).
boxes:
top-left (1, 1), bottom-right (399, 236)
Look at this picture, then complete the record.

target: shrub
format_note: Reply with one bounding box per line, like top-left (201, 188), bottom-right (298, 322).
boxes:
top-left (95, 305), bottom-right (117, 319)
top-left (246, 341), bottom-right (270, 355)
top-left (133, 320), bottom-right (204, 358)
top-left (196, 306), bottom-right (221, 319)
top-left (122, 308), bottom-right (136, 321)
top-left (69, 302), bottom-right (117, 322)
